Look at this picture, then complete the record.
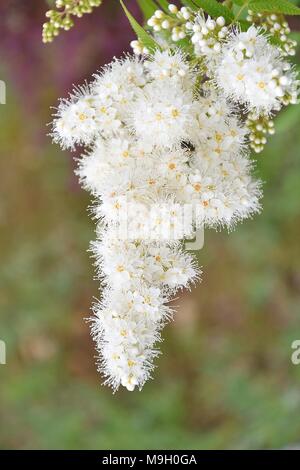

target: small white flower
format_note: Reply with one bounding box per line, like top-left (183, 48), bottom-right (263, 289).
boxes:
top-left (144, 49), bottom-right (194, 88)
top-left (131, 81), bottom-right (195, 148)
top-left (92, 56), bottom-right (146, 119)
top-left (92, 98), bottom-right (122, 135)
top-left (52, 90), bottom-right (97, 149)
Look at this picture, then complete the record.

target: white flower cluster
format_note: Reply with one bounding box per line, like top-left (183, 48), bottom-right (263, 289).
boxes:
top-left (210, 26), bottom-right (298, 114)
top-left (52, 47), bottom-right (263, 391)
top-left (191, 14), bottom-right (228, 56)
top-left (143, 12), bottom-right (298, 125)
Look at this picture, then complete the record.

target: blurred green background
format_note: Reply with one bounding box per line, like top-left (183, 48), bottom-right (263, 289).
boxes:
top-left (1, 0), bottom-right (300, 450)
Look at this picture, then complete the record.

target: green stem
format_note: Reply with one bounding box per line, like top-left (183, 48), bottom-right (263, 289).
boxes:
top-left (233, 1), bottom-right (249, 23)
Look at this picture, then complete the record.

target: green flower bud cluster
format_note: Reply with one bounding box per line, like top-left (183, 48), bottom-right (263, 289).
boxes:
top-left (43, 0), bottom-right (102, 43)
top-left (247, 10), bottom-right (297, 56)
top-left (246, 112), bottom-right (275, 153)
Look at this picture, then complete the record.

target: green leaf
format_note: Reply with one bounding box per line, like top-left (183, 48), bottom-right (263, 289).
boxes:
top-left (192, 0), bottom-right (234, 22)
top-left (232, 0), bottom-right (246, 5)
top-left (136, 0), bottom-right (157, 19)
top-left (181, 0), bottom-right (198, 9)
top-left (120, 0), bottom-right (160, 51)
top-left (248, 0), bottom-right (300, 15)
top-left (155, 0), bottom-right (170, 12)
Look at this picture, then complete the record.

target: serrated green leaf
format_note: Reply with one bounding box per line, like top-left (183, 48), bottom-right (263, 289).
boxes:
top-left (192, 0), bottom-right (234, 22)
top-left (249, 0), bottom-right (300, 15)
top-left (120, 1), bottom-right (160, 51)
top-left (137, 0), bottom-right (157, 19)
top-left (232, 0), bottom-right (246, 5)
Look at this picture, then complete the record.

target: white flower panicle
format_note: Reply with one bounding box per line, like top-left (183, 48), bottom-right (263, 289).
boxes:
top-left (51, 23), bottom-right (297, 390)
